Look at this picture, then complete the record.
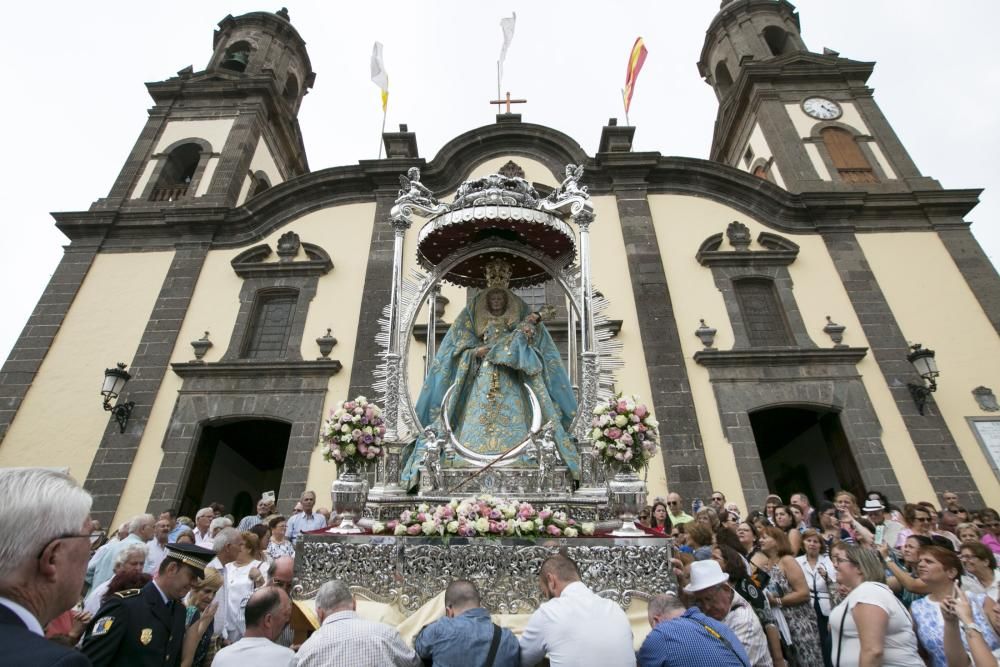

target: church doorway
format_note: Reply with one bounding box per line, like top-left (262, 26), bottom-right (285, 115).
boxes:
top-left (749, 406), bottom-right (865, 506)
top-left (179, 419), bottom-right (291, 518)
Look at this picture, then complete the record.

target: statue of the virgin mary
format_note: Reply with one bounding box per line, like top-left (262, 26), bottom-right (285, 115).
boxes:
top-left (401, 259), bottom-right (579, 489)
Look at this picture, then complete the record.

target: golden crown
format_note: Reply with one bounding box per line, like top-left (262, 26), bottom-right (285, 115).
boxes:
top-left (484, 259), bottom-right (513, 289)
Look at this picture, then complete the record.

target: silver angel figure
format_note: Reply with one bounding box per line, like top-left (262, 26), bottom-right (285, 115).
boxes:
top-left (548, 164), bottom-right (588, 202)
top-left (397, 167), bottom-right (437, 206)
top-left (420, 426), bottom-right (442, 491)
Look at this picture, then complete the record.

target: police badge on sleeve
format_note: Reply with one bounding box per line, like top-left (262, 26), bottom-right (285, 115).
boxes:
top-left (92, 617), bottom-right (114, 636)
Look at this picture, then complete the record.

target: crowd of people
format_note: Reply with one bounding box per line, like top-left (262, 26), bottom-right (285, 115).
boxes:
top-left (5, 465), bottom-right (1000, 666)
top-left (638, 487), bottom-right (1000, 667)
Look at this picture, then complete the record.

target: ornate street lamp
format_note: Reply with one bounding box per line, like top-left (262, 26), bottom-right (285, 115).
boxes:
top-left (101, 362), bottom-right (135, 433)
top-left (906, 344), bottom-right (939, 415)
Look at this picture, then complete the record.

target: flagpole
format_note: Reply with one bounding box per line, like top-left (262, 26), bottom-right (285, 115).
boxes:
top-left (377, 105), bottom-right (387, 159)
top-left (621, 88), bottom-right (630, 126)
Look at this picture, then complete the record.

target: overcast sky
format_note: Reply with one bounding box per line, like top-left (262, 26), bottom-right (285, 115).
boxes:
top-left (1, 1), bottom-right (998, 366)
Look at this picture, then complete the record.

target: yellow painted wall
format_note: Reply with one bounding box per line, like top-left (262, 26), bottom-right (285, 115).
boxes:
top-left (649, 194), bottom-right (940, 511)
top-left (154, 119), bottom-right (235, 154)
top-left (0, 251), bottom-right (174, 483)
top-left (860, 232), bottom-right (1000, 506)
top-left (237, 137), bottom-right (286, 206)
top-left (111, 203), bottom-right (378, 522)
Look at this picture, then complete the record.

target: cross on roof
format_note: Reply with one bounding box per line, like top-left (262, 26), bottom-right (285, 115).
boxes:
top-left (490, 91), bottom-right (527, 114)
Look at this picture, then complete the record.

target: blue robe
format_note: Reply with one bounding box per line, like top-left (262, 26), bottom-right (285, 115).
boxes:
top-left (401, 289), bottom-right (578, 489)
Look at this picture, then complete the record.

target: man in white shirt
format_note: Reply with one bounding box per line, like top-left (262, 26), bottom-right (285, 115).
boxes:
top-left (193, 507), bottom-right (215, 548)
top-left (686, 560), bottom-right (773, 667)
top-left (206, 527), bottom-right (243, 644)
top-left (213, 586), bottom-right (296, 666)
top-left (286, 490), bottom-right (326, 543)
top-left (861, 498), bottom-right (904, 548)
top-left (519, 554), bottom-right (636, 667)
top-left (297, 579), bottom-right (420, 667)
top-left (145, 518), bottom-right (171, 573)
top-left (790, 492), bottom-right (815, 530)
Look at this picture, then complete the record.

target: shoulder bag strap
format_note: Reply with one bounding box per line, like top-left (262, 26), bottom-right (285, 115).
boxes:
top-left (483, 623), bottom-right (502, 667)
top-left (836, 596), bottom-right (850, 667)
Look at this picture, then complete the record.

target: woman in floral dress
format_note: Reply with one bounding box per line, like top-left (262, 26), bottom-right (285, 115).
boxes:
top-left (760, 526), bottom-right (823, 666)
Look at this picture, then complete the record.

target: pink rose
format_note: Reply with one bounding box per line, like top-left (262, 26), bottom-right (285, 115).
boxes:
top-left (634, 405), bottom-right (648, 418)
top-left (607, 428), bottom-right (622, 440)
top-left (547, 525), bottom-right (562, 536)
top-left (406, 524), bottom-right (422, 536)
top-left (538, 509), bottom-right (553, 521)
top-left (617, 400), bottom-right (628, 412)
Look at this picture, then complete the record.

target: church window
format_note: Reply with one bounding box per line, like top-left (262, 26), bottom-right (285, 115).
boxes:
top-left (743, 146), bottom-right (755, 167)
top-left (282, 73), bottom-right (299, 105)
top-left (222, 41), bottom-right (251, 72)
top-left (242, 289), bottom-right (298, 359)
top-left (763, 26), bottom-right (791, 56)
top-left (821, 128), bottom-right (878, 183)
top-left (734, 278), bottom-right (794, 347)
top-left (150, 142), bottom-right (202, 202)
top-left (714, 61), bottom-right (734, 97)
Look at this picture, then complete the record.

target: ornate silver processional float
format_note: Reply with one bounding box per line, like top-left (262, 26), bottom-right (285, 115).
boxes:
top-left (295, 166), bottom-right (672, 614)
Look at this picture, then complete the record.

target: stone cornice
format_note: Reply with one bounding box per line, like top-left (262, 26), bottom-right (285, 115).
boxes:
top-left (52, 122), bottom-right (981, 249)
top-left (693, 347), bottom-right (868, 367)
top-left (171, 359), bottom-right (342, 379)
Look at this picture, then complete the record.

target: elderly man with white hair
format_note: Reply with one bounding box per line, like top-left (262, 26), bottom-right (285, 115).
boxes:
top-left (87, 513), bottom-right (154, 594)
top-left (206, 527), bottom-right (244, 644)
top-left (0, 467), bottom-right (94, 666)
top-left (193, 507), bottom-right (214, 548)
top-left (83, 542), bottom-right (148, 616)
top-left (297, 580), bottom-right (420, 667)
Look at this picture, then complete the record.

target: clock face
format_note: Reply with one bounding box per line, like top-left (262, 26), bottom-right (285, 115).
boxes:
top-left (802, 97), bottom-right (842, 120)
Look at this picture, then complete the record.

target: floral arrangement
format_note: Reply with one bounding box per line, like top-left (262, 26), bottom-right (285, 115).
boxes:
top-left (590, 393), bottom-right (659, 471)
top-left (318, 396), bottom-right (387, 465)
top-left (370, 494), bottom-right (596, 538)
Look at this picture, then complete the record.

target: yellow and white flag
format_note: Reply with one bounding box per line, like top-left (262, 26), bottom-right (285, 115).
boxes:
top-left (370, 41), bottom-right (389, 112)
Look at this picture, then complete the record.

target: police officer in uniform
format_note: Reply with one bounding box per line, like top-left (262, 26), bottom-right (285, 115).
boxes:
top-left (81, 543), bottom-right (215, 667)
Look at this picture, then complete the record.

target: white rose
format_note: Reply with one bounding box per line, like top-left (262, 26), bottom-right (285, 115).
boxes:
top-left (614, 415), bottom-right (628, 427)
top-left (581, 522), bottom-right (596, 536)
top-left (593, 404), bottom-right (607, 415)
top-left (590, 427), bottom-right (603, 440)
top-left (421, 520), bottom-right (438, 535)
top-left (564, 527), bottom-right (579, 538)
top-left (371, 521), bottom-right (386, 534)
top-left (446, 520), bottom-right (459, 534)
top-left (394, 523), bottom-right (408, 536)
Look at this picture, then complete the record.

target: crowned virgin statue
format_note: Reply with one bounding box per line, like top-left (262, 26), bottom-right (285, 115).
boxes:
top-left (401, 259), bottom-right (579, 489)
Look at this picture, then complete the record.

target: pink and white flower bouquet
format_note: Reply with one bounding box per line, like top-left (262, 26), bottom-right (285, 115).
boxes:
top-left (318, 396), bottom-right (387, 466)
top-left (590, 393), bottom-right (659, 472)
top-left (371, 494), bottom-right (596, 538)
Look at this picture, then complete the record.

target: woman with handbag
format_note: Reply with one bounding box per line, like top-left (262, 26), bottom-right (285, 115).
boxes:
top-left (760, 526), bottom-right (823, 666)
top-left (797, 529), bottom-right (836, 667)
top-left (829, 544), bottom-right (921, 667)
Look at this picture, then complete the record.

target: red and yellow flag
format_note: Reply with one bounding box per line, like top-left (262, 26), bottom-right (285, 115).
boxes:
top-left (623, 37), bottom-right (648, 114)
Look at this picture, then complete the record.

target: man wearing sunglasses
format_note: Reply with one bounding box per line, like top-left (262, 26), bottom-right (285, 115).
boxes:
top-left (0, 467), bottom-right (94, 666)
top-left (666, 492), bottom-right (694, 525)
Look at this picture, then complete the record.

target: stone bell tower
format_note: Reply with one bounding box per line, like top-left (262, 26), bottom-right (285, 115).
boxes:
top-left (96, 8), bottom-right (315, 212)
top-left (698, 0), bottom-right (937, 194)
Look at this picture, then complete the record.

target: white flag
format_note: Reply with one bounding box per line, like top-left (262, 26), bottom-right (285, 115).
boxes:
top-left (498, 12), bottom-right (516, 85)
top-left (370, 41), bottom-right (389, 112)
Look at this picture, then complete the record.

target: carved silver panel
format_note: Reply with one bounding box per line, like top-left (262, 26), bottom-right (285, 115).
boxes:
top-left (293, 534), bottom-right (675, 615)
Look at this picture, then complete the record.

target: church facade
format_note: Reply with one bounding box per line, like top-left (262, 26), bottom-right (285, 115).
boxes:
top-left (2, 1), bottom-right (999, 528)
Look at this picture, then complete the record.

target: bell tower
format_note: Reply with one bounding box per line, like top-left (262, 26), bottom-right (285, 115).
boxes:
top-left (698, 0), bottom-right (938, 193)
top-left (97, 8), bottom-right (315, 211)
